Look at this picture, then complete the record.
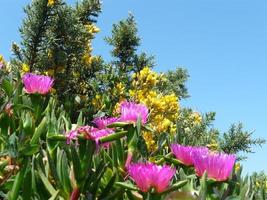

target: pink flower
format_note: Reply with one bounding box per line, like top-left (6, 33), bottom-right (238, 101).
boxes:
top-left (119, 101), bottom-right (149, 125)
top-left (22, 73), bottom-right (54, 95)
top-left (170, 144), bottom-right (208, 166)
top-left (127, 163), bottom-right (175, 193)
top-left (78, 126), bottom-right (112, 139)
top-left (192, 151), bottom-right (236, 181)
top-left (66, 130), bottom-right (79, 144)
top-left (93, 117), bottom-right (118, 129)
top-left (0, 62), bottom-right (3, 69)
top-left (65, 126), bottom-right (113, 148)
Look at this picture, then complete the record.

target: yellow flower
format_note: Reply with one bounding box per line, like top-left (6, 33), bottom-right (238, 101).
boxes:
top-left (56, 66), bottom-right (65, 73)
top-left (0, 55), bottom-right (6, 69)
top-left (92, 94), bottom-right (103, 110)
top-left (82, 54), bottom-right (92, 65)
top-left (206, 139), bottom-right (219, 151)
top-left (256, 181), bottom-right (260, 187)
top-left (50, 88), bottom-right (56, 94)
top-left (234, 162), bottom-right (241, 172)
top-left (85, 24), bottom-right (100, 34)
top-left (45, 69), bottom-right (54, 76)
top-left (72, 71), bottom-right (80, 78)
top-left (47, 49), bottom-right (53, 59)
top-left (143, 131), bottom-right (157, 152)
top-left (0, 55), bottom-right (4, 63)
top-left (190, 112), bottom-right (202, 125)
top-left (47, 0), bottom-right (55, 7)
top-left (22, 63), bottom-right (30, 72)
top-left (115, 82), bottom-right (125, 96)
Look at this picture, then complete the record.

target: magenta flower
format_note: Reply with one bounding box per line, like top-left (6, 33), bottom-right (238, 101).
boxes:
top-left (79, 125), bottom-right (112, 139)
top-left (170, 144), bottom-right (208, 166)
top-left (93, 117), bottom-right (118, 129)
top-left (65, 130), bottom-right (79, 144)
top-left (192, 151), bottom-right (236, 181)
top-left (22, 73), bottom-right (54, 95)
top-left (127, 163), bottom-right (175, 193)
top-left (66, 126), bottom-right (113, 148)
top-left (119, 101), bottom-right (149, 125)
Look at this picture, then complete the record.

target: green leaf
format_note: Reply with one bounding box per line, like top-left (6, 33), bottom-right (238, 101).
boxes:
top-left (1, 79), bottom-right (13, 97)
top-left (36, 162), bottom-right (57, 195)
top-left (30, 117), bottom-right (47, 144)
top-left (99, 131), bottom-right (127, 143)
top-left (158, 132), bottom-right (167, 149)
top-left (77, 111), bottom-right (83, 126)
top-left (99, 173), bottom-right (117, 199)
top-left (70, 145), bottom-right (83, 185)
top-left (137, 135), bottom-right (148, 157)
top-left (162, 180), bottom-right (188, 194)
top-left (136, 116), bottom-right (142, 136)
top-left (164, 156), bottom-right (183, 165)
top-left (19, 143), bottom-right (39, 156)
top-left (115, 182), bottom-right (138, 191)
top-left (8, 133), bottom-right (18, 158)
top-left (14, 104), bottom-right (34, 112)
top-left (107, 122), bottom-right (130, 128)
top-left (48, 190), bottom-right (60, 200)
top-left (90, 162), bottom-right (109, 198)
top-left (22, 113), bottom-right (34, 136)
top-left (199, 172), bottom-right (208, 200)
top-left (60, 151), bottom-right (72, 196)
top-left (8, 159), bottom-right (29, 200)
top-left (115, 139), bottom-right (124, 166)
top-left (22, 169), bottom-right (32, 200)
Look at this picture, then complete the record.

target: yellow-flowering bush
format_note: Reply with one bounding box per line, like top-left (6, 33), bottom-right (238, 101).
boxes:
top-left (130, 67), bottom-right (180, 151)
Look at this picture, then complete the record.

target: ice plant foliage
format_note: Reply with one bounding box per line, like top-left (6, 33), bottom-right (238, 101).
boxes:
top-left (127, 163), bottom-right (175, 193)
top-left (192, 151), bottom-right (236, 181)
top-left (93, 117), bottom-right (118, 129)
top-left (170, 144), bottom-right (208, 166)
top-left (22, 73), bottom-right (54, 95)
top-left (119, 101), bottom-right (149, 124)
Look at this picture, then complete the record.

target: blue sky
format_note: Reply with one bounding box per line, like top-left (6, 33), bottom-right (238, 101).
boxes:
top-left (1, 0), bottom-right (267, 174)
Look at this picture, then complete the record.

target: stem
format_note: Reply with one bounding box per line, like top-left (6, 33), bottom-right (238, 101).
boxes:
top-left (70, 187), bottom-right (80, 200)
top-left (125, 149), bottom-right (133, 169)
top-left (147, 193), bottom-right (161, 200)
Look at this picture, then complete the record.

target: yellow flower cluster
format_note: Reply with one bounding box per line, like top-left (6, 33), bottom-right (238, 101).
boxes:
top-left (21, 63), bottom-right (30, 74)
top-left (130, 67), bottom-right (180, 151)
top-left (109, 82), bottom-right (126, 99)
top-left (206, 139), bottom-right (219, 151)
top-left (47, 0), bottom-right (56, 7)
top-left (81, 24), bottom-right (100, 66)
top-left (85, 24), bottom-right (100, 34)
top-left (143, 131), bottom-right (157, 152)
top-left (190, 112), bottom-right (202, 125)
top-left (92, 94), bottom-right (103, 110)
top-left (132, 67), bottom-right (159, 88)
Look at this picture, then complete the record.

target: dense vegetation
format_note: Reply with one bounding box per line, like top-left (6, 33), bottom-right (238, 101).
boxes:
top-left (0, 0), bottom-right (266, 199)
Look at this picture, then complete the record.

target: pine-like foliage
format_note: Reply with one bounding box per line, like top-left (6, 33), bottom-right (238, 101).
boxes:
top-left (105, 14), bottom-right (154, 82)
top-left (13, 0), bottom-right (103, 114)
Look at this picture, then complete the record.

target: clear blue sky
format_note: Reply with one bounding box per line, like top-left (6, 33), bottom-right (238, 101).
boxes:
top-left (1, 0), bottom-right (267, 174)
